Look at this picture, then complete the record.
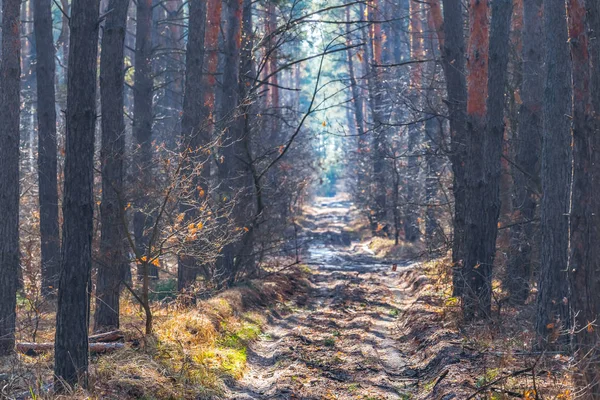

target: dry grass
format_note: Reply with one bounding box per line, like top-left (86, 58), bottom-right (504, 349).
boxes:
top-left (394, 257), bottom-right (574, 399)
top-left (0, 269), bottom-right (309, 399)
top-left (367, 236), bottom-right (423, 260)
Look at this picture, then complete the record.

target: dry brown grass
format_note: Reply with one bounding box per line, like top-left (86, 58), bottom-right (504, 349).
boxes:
top-left (394, 257), bottom-right (574, 399)
top-left (367, 236), bottom-right (424, 260)
top-left (0, 269), bottom-right (309, 400)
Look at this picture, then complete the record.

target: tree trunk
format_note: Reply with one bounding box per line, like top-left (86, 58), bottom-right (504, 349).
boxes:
top-left (54, 0), bottom-right (100, 388)
top-left (570, 0), bottom-right (600, 395)
top-left (0, 0), bottom-right (20, 356)
top-left (94, 0), bottom-right (130, 332)
top-left (34, 0), bottom-right (60, 299)
top-left (439, 0), bottom-right (468, 297)
top-left (505, 0), bottom-right (543, 305)
top-left (462, 0), bottom-right (512, 320)
top-left (424, 2), bottom-right (444, 248)
top-left (156, 0), bottom-right (184, 150)
top-left (404, 0), bottom-right (423, 243)
top-left (133, 0), bottom-right (158, 279)
top-left (215, 0), bottom-right (247, 286)
top-left (364, 0), bottom-right (387, 233)
top-left (346, 7), bottom-right (365, 140)
top-left (177, 0), bottom-right (207, 291)
top-left (535, 0), bottom-right (572, 348)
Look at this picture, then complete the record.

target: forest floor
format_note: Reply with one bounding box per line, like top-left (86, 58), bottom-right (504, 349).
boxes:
top-left (225, 195), bottom-right (573, 400)
top-left (0, 195), bottom-right (574, 399)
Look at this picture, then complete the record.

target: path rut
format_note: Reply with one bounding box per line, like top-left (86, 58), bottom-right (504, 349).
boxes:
top-left (227, 197), bottom-right (417, 399)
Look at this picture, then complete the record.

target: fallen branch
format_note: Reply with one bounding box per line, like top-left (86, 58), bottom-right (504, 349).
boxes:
top-left (16, 342), bottom-right (124, 355)
top-left (466, 367), bottom-right (533, 399)
top-left (89, 330), bottom-right (124, 343)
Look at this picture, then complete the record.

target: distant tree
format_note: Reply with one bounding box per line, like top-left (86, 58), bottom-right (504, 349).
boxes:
top-left (54, 0), bottom-right (101, 388)
top-left (34, 0), bottom-right (60, 299)
top-left (364, 0), bottom-right (387, 233)
top-left (0, 0), bottom-right (21, 357)
top-left (345, 6), bottom-right (365, 140)
top-left (535, 0), bottom-right (572, 347)
top-left (404, 0), bottom-right (423, 243)
top-left (94, 0), bottom-right (130, 332)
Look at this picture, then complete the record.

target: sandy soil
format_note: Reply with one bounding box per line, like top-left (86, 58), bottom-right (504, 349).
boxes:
top-left (227, 197), bottom-right (421, 399)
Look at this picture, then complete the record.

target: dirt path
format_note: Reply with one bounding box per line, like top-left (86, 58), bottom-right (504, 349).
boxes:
top-left (227, 197), bottom-right (419, 399)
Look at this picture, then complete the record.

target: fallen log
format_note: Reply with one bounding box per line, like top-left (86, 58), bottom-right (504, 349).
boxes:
top-left (16, 342), bottom-right (124, 356)
top-left (89, 330), bottom-right (124, 343)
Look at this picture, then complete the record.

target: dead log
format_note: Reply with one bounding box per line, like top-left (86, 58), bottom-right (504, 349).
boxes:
top-left (16, 342), bottom-right (124, 356)
top-left (89, 330), bottom-right (124, 343)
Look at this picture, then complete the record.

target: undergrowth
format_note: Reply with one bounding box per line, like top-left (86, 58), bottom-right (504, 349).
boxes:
top-left (0, 270), bottom-right (307, 399)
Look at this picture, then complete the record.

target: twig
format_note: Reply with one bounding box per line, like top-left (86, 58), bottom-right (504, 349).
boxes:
top-left (466, 367), bottom-right (533, 399)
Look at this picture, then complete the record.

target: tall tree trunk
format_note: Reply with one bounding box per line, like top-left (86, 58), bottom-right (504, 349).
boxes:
top-left (505, 0), bottom-right (544, 305)
top-left (462, 0), bottom-right (513, 320)
top-left (570, 0), bottom-right (600, 395)
top-left (404, 0), bottom-right (423, 243)
top-left (535, 0), bottom-right (572, 348)
top-left (215, 0), bottom-right (247, 286)
top-left (0, 0), bottom-right (20, 356)
top-left (439, 0), bottom-right (468, 297)
top-left (203, 0), bottom-right (222, 121)
top-left (57, 0), bottom-right (69, 88)
top-left (364, 0), bottom-right (387, 233)
top-left (424, 2), bottom-right (444, 247)
top-left (94, 0), bottom-right (130, 332)
top-left (177, 0), bottom-right (207, 291)
top-left (34, 0), bottom-right (60, 298)
top-left (346, 7), bottom-right (364, 139)
top-left (157, 0), bottom-right (184, 149)
top-left (133, 0), bottom-right (158, 279)
top-left (54, 0), bottom-right (100, 388)
top-left (233, 0), bottom-right (256, 279)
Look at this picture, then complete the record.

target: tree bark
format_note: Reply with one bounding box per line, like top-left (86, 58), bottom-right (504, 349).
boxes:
top-left (133, 0), bottom-right (158, 279)
top-left (570, 0), bottom-right (600, 395)
top-left (404, 0), bottom-right (423, 243)
top-left (94, 0), bottom-right (130, 332)
top-left (462, 0), bottom-right (512, 320)
top-left (0, 0), bottom-right (20, 356)
top-left (34, 0), bottom-right (60, 299)
top-left (54, 0), bottom-right (101, 388)
top-left (535, 0), bottom-right (572, 348)
top-left (215, 0), bottom-right (248, 286)
top-left (178, 0), bottom-right (207, 291)
top-left (439, 0), bottom-right (468, 297)
top-left (459, 0), bottom-right (491, 309)
top-left (364, 0), bottom-right (387, 233)
top-left (505, 0), bottom-right (544, 305)
top-left (346, 6), bottom-right (365, 140)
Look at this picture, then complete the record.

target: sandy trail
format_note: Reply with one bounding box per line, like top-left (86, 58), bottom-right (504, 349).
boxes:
top-left (227, 197), bottom-right (417, 399)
